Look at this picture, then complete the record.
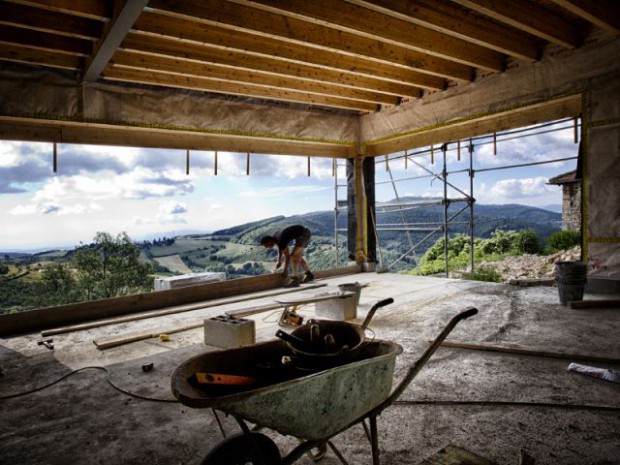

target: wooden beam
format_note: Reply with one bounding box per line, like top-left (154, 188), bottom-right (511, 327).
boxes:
top-left (347, 0), bottom-right (540, 62)
top-left (83, 0), bottom-right (149, 82)
top-left (441, 340), bottom-right (620, 365)
top-left (133, 12), bottom-right (434, 93)
top-left (454, 0), bottom-right (581, 48)
top-left (112, 51), bottom-right (402, 105)
top-left (5, 0), bottom-right (110, 21)
top-left (0, 24), bottom-right (92, 56)
top-left (148, 0), bottom-right (475, 81)
top-left (364, 94), bottom-right (583, 156)
top-left (570, 299), bottom-right (620, 309)
top-left (0, 116), bottom-right (356, 159)
top-left (0, 2), bottom-right (103, 40)
top-left (103, 66), bottom-right (380, 113)
top-left (124, 33), bottom-right (430, 97)
top-left (234, 0), bottom-right (505, 71)
top-left (549, 0), bottom-right (620, 34)
top-left (0, 43), bottom-right (81, 70)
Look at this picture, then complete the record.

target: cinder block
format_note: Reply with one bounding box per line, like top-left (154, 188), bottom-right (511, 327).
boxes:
top-left (204, 315), bottom-right (255, 348)
top-left (315, 294), bottom-right (357, 320)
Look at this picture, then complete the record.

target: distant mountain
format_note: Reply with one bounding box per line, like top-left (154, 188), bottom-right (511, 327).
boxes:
top-left (1, 202), bottom-right (562, 266)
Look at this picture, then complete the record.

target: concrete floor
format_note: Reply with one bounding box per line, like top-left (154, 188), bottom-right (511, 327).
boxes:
top-left (1, 273), bottom-right (619, 465)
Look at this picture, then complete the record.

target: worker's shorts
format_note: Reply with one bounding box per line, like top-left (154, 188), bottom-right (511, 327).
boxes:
top-left (294, 227), bottom-right (311, 248)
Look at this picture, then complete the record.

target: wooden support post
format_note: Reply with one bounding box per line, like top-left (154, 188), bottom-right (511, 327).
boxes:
top-left (53, 142), bottom-right (57, 173)
top-left (574, 116), bottom-right (579, 143)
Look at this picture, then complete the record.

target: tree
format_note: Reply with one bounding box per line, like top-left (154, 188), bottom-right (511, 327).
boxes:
top-left (29, 263), bottom-right (79, 307)
top-left (73, 232), bottom-right (154, 300)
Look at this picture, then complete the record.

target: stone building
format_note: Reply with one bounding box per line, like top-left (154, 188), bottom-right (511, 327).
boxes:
top-left (548, 170), bottom-right (582, 231)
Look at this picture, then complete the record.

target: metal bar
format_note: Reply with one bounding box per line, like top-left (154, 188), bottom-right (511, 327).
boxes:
top-left (186, 149), bottom-right (190, 175)
top-left (214, 151), bottom-right (218, 175)
top-left (443, 144), bottom-right (449, 278)
top-left (246, 153), bottom-right (250, 175)
top-left (84, 1), bottom-right (149, 82)
top-left (53, 142), bottom-right (57, 173)
top-left (476, 156), bottom-right (577, 173)
top-left (469, 142), bottom-right (475, 272)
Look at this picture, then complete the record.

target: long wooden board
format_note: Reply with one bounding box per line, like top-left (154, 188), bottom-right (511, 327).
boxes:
top-left (44, 282), bottom-right (327, 336)
top-left (441, 341), bottom-right (620, 365)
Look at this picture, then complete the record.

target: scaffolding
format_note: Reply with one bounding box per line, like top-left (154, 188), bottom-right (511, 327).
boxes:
top-left (336, 118), bottom-right (581, 275)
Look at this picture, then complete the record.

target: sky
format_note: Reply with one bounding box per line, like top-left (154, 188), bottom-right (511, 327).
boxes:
top-left (0, 120), bottom-right (579, 252)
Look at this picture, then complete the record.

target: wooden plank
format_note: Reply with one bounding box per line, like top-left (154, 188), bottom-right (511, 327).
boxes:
top-left (42, 282), bottom-right (328, 336)
top-left (274, 291), bottom-right (354, 306)
top-left (103, 66), bottom-right (379, 113)
top-left (441, 341), bottom-right (620, 365)
top-left (350, 0), bottom-right (539, 61)
top-left (570, 299), bottom-right (620, 309)
top-left (133, 12), bottom-right (434, 93)
top-left (112, 51), bottom-right (401, 105)
top-left (93, 322), bottom-right (204, 350)
top-left (237, 0), bottom-right (505, 71)
top-left (454, 0), bottom-right (580, 48)
top-left (148, 0), bottom-right (474, 81)
top-left (364, 94), bottom-right (582, 156)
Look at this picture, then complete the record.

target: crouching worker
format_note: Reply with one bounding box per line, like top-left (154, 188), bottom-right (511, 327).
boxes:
top-left (260, 224), bottom-right (314, 286)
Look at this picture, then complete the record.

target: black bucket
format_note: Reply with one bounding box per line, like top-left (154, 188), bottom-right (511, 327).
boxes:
top-left (555, 261), bottom-right (587, 306)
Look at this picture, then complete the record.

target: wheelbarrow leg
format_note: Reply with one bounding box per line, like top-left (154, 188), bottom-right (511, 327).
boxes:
top-left (369, 414), bottom-right (381, 465)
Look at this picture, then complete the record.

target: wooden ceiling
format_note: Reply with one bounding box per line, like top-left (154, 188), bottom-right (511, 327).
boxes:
top-left (0, 0), bottom-right (619, 115)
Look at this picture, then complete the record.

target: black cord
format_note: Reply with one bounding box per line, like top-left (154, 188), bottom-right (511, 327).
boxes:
top-left (395, 399), bottom-right (620, 411)
top-left (0, 366), bottom-right (178, 403)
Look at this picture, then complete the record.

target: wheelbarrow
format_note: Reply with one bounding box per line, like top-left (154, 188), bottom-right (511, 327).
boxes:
top-left (171, 305), bottom-right (478, 464)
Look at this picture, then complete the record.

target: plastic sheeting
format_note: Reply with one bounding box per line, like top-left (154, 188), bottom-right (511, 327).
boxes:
top-left (0, 63), bottom-right (359, 145)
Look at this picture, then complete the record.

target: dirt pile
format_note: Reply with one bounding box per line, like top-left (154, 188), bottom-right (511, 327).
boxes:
top-left (476, 246), bottom-right (582, 283)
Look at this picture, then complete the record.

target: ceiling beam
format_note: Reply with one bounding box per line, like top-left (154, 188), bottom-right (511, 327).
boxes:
top-left (0, 43), bottom-right (81, 70)
top-left (112, 51), bottom-right (402, 105)
top-left (103, 66), bottom-right (380, 113)
top-left (454, 0), bottom-right (582, 48)
top-left (549, 0), bottom-right (620, 34)
top-left (0, 2), bottom-right (103, 40)
top-left (0, 24), bottom-right (92, 56)
top-left (0, 116), bottom-right (356, 158)
top-left (5, 0), bottom-right (110, 21)
top-left (148, 0), bottom-right (475, 81)
top-left (122, 34), bottom-right (426, 98)
top-left (231, 0), bottom-right (505, 71)
top-left (83, 0), bottom-right (149, 82)
top-left (363, 94), bottom-right (583, 156)
top-left (347, 0), bottom-right (540, 62)
top-left (133, 12), bottom-right (440, 92)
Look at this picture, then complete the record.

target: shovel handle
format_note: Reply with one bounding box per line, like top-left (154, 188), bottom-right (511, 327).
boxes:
top-left (361, 298), bottom-right (394, 330)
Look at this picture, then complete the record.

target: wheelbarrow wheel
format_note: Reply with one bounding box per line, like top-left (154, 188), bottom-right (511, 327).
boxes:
top-left (201, 432), bottom-right (281, 465)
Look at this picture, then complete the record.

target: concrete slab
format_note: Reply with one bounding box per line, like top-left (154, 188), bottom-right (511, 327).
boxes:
top-left (1, 273), bottom-right (619, 464)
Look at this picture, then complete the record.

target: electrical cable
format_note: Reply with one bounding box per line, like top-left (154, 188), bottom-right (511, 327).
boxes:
top-left (0, 366), bottom-right (178, 403)
top-left (395, 399), bottom-right (620, 411)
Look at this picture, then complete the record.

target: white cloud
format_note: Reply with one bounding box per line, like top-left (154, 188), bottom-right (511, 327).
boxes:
top-left (490, 177), bottom-right (554, 199)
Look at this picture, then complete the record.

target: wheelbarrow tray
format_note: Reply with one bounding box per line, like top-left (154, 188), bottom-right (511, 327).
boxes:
top-left (171, 339), bottom-right (403, 441)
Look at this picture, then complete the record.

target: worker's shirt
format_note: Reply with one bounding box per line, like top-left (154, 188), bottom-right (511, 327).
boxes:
top-left (273, 225), bottom-right (306, 250)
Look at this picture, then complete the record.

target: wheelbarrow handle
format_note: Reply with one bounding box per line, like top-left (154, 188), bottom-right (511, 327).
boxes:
top-left (376, 307), bottom-right (478, 412)
top-left (361, 298), bottom-right (394, 330)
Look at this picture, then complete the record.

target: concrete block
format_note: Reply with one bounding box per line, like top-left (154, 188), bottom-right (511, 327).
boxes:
top-left (204, 315), bottom-right (255, 348)
top-left (154, 272), bottom-right (226, 291)
top-left (315, 293), bottom-right (357, 320)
